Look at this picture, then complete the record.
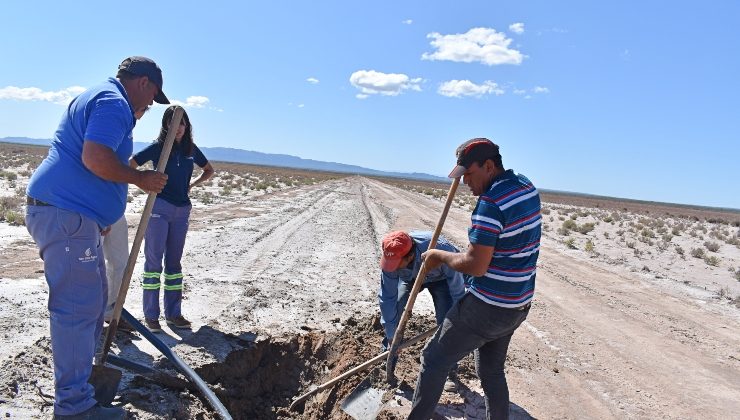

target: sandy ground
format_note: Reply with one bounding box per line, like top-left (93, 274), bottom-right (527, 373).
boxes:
top-left (1, 171), bottom-right (739, 419)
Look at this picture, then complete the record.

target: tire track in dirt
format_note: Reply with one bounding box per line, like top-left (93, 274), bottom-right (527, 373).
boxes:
top-left (512, 246), bottom-right (740, 419)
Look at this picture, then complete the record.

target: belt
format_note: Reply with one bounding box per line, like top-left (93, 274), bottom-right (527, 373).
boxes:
top-left (27, 196), bottom-right (52, 206)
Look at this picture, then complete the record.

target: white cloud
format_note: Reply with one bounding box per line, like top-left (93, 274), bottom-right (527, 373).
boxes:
top-left (438, 80), bottom-right (504, 98)
top-left (421, 27), bottom-right (524, 66)
top-left (306, 77), bottom-right (320, 84)
top-left (349, 70), bottom-right (422, 98)
top-left (298, 103), bottom-right (305, 108)
top-left (169, 96), bottom-right (211, 108)
top-left (0, 85), bottom-right (86, 105)
top-left (513, 88), bottom-right (527, 95)
top-left (533, 86), bottom-right (550, 94)
top-left (509, 22), bottom-right (525, 34)
top-left (402, 19), bottom-right (413, 25)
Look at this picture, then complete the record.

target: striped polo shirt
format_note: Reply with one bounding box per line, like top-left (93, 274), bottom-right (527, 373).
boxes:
top-left (467, 169), bottom-right (541, 308)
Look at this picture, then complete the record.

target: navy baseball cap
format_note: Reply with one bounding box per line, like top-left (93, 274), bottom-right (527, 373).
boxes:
top-left (118, 56), bottom-right (169, 104)
top-left (448, 138), bottom-right (501, 178)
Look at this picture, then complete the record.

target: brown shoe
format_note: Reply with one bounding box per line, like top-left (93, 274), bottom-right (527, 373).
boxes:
top-left (145, 318), bottom-right (162, 333)
top-left (166, 315), bottom-right (192, 329)
top-left (117, 318), bottom-right (136, 333)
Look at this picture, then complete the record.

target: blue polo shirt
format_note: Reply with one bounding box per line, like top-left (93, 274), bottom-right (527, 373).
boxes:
top-left (467, 169), bottom-right (541, 308)
top-left (27, 78), bottom-right (135, 227)
top-left (132, 141), bottom-right (208, 207)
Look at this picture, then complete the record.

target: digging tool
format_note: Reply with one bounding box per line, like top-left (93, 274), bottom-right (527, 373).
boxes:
top-left (385, 176), bottom-right (460, 383)
top-left (288, 326), bottom-right (436, 412)
top-left (89, 106), bottom-right (184, 405)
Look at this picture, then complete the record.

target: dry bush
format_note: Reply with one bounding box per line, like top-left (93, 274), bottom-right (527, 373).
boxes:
top-left (577, 223), bottom-right (595, 234)
top-left (641, 228), bottom-right (656, 239)
top-left (562, 219), bottom-right (577, 231)
top-left (675, 246), bottom-right (685, 256)
top-left (704, 255), bottom-right (720, 267)
top-left (704, 241), bottom-right (721, 253)
top-left (585, 240), bottom-right (594, 253)
top-left (564, 238), bottom-right (577, 249)
top-left (690, 248), bottom-right (705, 259)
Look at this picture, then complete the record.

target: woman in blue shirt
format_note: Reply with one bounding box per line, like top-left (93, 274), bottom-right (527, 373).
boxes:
top-left (131, 106), bottom-right (215, 332)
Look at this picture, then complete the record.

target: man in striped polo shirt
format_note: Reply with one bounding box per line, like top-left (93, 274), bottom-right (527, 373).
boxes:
top-left (408, 138), bottom-right (541, 420)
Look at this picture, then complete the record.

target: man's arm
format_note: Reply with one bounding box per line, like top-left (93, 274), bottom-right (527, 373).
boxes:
top-left (422, 242), bottom-right (494, 277)
top-left (82, 141), bottom-right (167, 193)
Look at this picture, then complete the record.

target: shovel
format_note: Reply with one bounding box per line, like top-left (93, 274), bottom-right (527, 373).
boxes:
top-left (385, 176), bottom-right (460, 383)
top-left (89, 106), bottom-right (184, 405)
top-left (289, 326), bottom-right (436, 413)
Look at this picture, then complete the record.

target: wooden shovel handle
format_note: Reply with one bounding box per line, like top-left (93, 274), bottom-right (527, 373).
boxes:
top-left (98, 106), bottom-right (185, 364)
top-left (385, 176), bottom-right (460, 382)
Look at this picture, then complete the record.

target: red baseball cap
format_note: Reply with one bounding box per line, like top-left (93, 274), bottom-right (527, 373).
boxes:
top-left (380, 231), bottom-right (413, 272)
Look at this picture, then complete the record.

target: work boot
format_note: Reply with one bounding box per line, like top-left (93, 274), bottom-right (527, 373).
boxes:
top-left (53, 403), bottom-right (126, 419)
top-left (116, 318), bottom-right (135, 333)
top-left (166, 315), bottom-right (192, 329)
top-left (145, 318), bottom-right (162, 333)
top-left (105, 318), bottom-right (135, 334)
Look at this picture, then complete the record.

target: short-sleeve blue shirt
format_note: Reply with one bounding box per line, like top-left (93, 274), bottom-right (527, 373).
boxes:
top-left (132, 141), bottom-right (208, 207)
top-left (26, 78), bottom-right (135, 227)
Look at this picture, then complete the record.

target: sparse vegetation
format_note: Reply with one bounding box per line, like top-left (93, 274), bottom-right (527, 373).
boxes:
top-left (690, 248), bottom-right (705, 259)
top-left (704, 255), bottom-right (720, 267)
top-left (704, 241), bottom-right (720, 252)
top-left (564, 238), bottom-right (577, 249)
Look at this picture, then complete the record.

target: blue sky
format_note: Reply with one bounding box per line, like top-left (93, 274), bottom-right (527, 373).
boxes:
top-left (1, 1), bottom-right (738, 209)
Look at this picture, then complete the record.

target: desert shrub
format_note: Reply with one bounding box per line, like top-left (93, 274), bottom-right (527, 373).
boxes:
top-left (585, 240), bottom-right (594, 253)
top-left (2, 210), bottom-right (23, 225)
top-left (564, 238), bottom-right (577, 249)
top-left (704, 256), bottom-right (720, 267)
top-left (641, 228), bottom-right (656, 239)
top-left (675, 246), bottom-right (685, 256)
top-left (704, 241), bottom-right (720, 252)
top-left (661, 234), bottom-right (673, 243)
top-left (603, 232), bottom-right (610, 239)
top-left (570, 213), bottom-right (578, 220)
top-left (690, 248), bottom-right (705, 259)
top-left (657, 241), bottom-right (670, 251)
top-left (735, 270), bottom-right (740, 281)
top-left (558, 216), bottom-right (565, 221)
top-left (557, 227), bottom-right (570, 236)
top-left (633, 248), bottom-right (642, 257)
top-left (727, 237), bottom-right (740, 246)
top-left (541, 207), bottom-right (551, 215)
top-left (562, 219), bottom-right (577, 231)
top-left (717, 286), bottom-right (730, 300)
top-left (671, 226), bottom-right (682, 236)
top-left (577, 223), bottom-right (595, 235)
top-left (616, 230), bottom-right (625, 236)
top-left (626, 241), bottom-right (636, 249)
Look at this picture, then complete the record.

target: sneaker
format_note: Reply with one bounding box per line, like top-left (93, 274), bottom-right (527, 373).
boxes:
top-left (166, 315), bottom-right (192, 329)
top-left (145, 318), bottom-right (162, 333)
top-left (54, 403), bottom-right (126, 419)
top-left (444, 379), bottom-right (457, 392)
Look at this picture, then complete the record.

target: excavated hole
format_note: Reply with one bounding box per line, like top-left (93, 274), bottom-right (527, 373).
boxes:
top-left (196, 315), bottom-right (436, 419)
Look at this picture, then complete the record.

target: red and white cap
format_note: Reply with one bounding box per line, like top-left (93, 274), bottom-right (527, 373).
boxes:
top-left (449, 138), bottom-right (500, 178)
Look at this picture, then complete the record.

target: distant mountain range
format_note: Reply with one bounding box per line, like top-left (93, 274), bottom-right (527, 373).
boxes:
top-left (0, 137), bottom-right (447, 182)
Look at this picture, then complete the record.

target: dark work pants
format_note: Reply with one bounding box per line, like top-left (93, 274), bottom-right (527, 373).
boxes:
top-left (408, 294), bottom-right (530, 420)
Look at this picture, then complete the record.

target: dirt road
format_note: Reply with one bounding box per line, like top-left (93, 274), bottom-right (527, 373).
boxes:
top-left (1, 176), bottom-right (738, 419)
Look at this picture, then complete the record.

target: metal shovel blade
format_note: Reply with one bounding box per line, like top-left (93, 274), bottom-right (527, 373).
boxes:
top-left (88, 364), bottom-right (122, 406)
top-left (341, 376), bottom-right (386, 420)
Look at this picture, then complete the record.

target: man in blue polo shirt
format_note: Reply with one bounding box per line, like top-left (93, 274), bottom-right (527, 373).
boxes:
top-left (408, 138), bottom-right (541, 420)
top-left (25, 56), bottom-right (169, 419)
